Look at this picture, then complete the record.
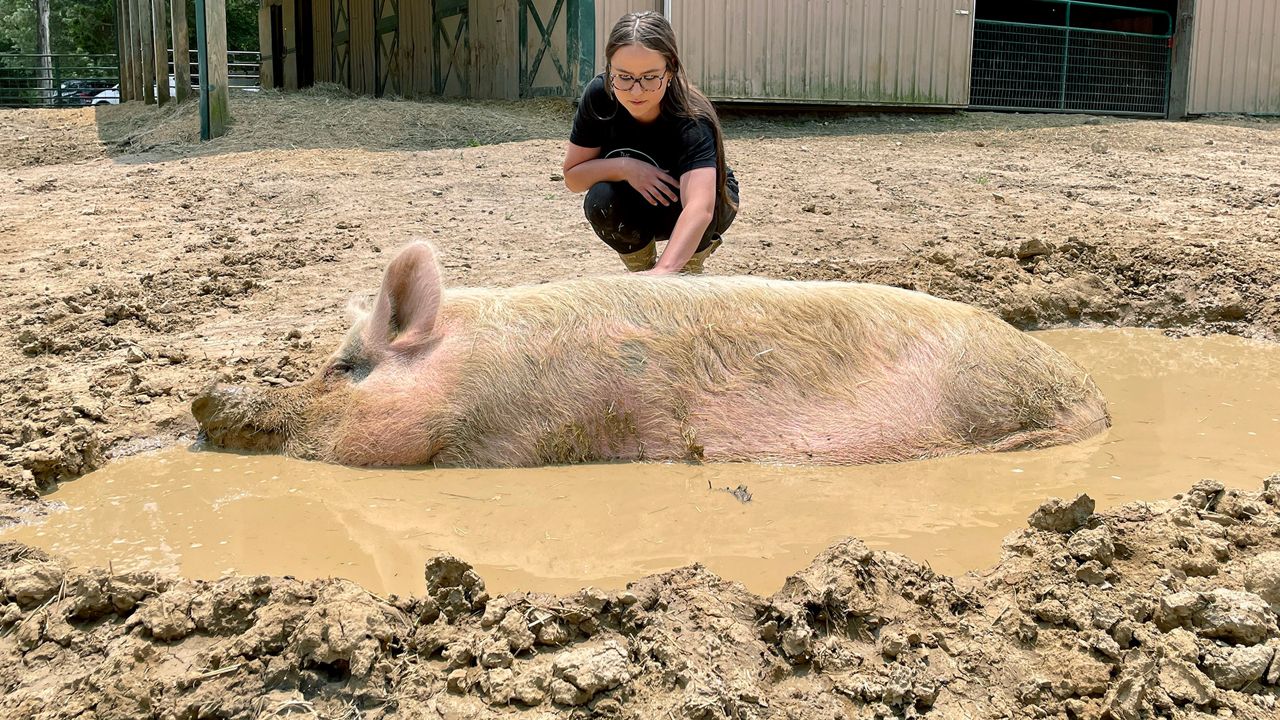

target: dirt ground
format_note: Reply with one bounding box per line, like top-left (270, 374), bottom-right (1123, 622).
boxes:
top-left (1, 87), bottom-right (1279, 718)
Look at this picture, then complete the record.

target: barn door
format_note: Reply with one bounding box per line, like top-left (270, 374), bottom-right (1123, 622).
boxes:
top-left (518, 0), bottom-right (594, 98)
top-left (331, 0), bottom-right (351, 87)
top-left (433, 0), bottom-right (470, 95)
top-left (374, 0), bottom-right (400, 96)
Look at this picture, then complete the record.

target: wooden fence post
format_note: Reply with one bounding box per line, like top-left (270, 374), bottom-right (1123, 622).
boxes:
top-left (196, 0), bottom-right (231, 138)
top-left (136, 0), bottom-right (156, 103)
top-left (258, 2), bottom-right (274, 90)
top-left (207, 0), bottom-right (231, 136)
top-left (152, 0), bottom-right (170, 104)
top-left (116, 0), bottom-right (131, 103)
top-left (171, 0), bottom-right (191, 102)
top-left (128, 0), bottom-right (145, 100)
top-left (1168, 0), bottom-right (1196, 119)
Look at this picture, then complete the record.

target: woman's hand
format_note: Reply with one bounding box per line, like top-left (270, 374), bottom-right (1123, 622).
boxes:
top-left (633, 266), bottom-right (678, 276)
top-left (622, 159), bottom-right (680, 206)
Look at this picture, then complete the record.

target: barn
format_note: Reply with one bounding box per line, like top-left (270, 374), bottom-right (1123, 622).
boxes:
top-left (255, 0), bottom-right (1280, 117)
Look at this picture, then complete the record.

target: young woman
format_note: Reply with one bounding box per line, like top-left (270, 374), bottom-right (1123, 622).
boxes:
top-left (562, 11), bottom-right (739, 274)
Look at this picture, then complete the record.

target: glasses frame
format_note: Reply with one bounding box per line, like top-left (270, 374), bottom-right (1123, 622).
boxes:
top-left (608, 70), bottom-right (669, 93)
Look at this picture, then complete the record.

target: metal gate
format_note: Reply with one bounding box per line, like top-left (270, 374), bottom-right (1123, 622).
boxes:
top-left (518, 0), bottom-right (594, 98)
top-left (969, 0), bottom-right (1173, 117)
top-left (0, 54), bottom-right (118, 107)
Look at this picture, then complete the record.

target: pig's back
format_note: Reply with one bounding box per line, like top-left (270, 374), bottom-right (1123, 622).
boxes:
top-left (436, 277), bottom-right (1108, 466)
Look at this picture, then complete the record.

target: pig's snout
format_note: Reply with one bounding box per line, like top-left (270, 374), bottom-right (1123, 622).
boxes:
top-left (192, 384), bottom-right (286, 453)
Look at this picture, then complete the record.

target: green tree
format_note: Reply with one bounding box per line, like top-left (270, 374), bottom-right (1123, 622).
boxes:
top-left (0, 0), bottom-right (260, 55)
top-left (0, 1), bottom-right (35, 54)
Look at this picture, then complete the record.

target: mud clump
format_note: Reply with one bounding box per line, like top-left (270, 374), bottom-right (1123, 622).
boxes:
top-left (0, 477), bottom-right (1278, 718)
top-left (1028, 493), bottom-right (1096, 532)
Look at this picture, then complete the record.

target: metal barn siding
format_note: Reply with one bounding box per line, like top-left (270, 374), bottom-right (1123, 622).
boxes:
top-left (594, 0), bottom-right (662, 73)
top-left (669, 0), bottom-right (975, 106)
top-left (1188, 0), bottom-right (1280, 115)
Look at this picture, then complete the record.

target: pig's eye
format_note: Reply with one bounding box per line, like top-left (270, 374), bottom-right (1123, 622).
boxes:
top-left (327, 361), bottom-right (354, 378)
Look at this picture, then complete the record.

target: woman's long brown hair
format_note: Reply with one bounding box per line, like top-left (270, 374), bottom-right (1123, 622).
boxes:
top-left (604, 11), bottom-right (733, 223)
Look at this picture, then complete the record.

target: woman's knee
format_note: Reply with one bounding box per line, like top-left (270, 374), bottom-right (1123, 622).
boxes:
top-left (584, 182), bottom-right (626, 222)
top-left (584, 182), bottom-right (651, 253)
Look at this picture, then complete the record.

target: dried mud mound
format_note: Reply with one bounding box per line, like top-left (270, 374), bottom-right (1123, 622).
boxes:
top-left (3, 476), bottom-right (1279, 719)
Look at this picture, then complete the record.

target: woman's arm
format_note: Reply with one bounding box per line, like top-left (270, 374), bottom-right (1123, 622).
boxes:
top-left (562, 143), bottom-right (679, 205)
top-left (648, 166), bottom-right (716, 274)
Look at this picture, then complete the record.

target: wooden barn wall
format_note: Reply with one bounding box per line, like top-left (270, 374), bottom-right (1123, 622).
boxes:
top-left (395, 0), bottom-right (434, 96)
top-left (314, 0), bottom-right (333, 84)
top-left (259, 0), bottom-right (300, 89)
top-left (283, 0), bottom-right (565, 99)
top-left (412, 1), bottom-right (434, 96)
top-left (349, 0), bottom-right (376, 94)
top-left (470, 0), bottom-right (519, 99)
top-left (282, 0), bottom-right (298, 89)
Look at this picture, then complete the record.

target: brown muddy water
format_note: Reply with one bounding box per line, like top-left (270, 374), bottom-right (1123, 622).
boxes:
top-left (5, 328), bottom-right (1279, 595)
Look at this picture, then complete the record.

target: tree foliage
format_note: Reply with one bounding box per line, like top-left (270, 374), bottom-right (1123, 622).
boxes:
top-left (0, 0), bottom-right (260, 55)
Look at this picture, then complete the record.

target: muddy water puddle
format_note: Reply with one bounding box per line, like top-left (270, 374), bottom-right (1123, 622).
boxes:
top-left (6, 328), bottom-right (1279, 595)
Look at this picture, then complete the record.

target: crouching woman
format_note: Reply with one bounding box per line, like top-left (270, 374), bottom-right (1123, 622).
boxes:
top-left (562, 11), bottom-right (739, 274)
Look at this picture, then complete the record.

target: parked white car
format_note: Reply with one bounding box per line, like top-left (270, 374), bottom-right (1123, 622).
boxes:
top-left (92, 76), bottom-right (259, 105)
top-left (92, 76), bottom-right (181, 105)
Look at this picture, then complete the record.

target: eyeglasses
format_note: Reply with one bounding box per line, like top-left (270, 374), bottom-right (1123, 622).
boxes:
top-left (609, 72), bottom-right (668, 93)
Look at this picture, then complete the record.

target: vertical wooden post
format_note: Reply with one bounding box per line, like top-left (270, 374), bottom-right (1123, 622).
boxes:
top-left (136, 0), bottom-right (156, 103)
top-left (207, 0), bottom-right (230, 134)
top-left (196, 0), bottom-right (231, 139)
top-left (170, 0), bottom-right (191, 102)
top-left (152, 0), bottom-right (171, 104)
top-left (1168, 0), bottom-right (1196, 119)
top-left (282, 0), bottom-right (297, 90)
top-left (116, 0), bottom-right (131, 103)
top-left (258, 2), bottom-right (275, 90)
top-left (128, 0), bottom-right (145, 100)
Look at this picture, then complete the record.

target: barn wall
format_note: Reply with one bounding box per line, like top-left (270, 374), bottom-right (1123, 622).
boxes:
top-left (671, 0), bottom-right (974, 106)
top-left (594, 0), bottom-right (662, 74)
top-left (471, 0), bottom-right (519, 99)
top-left (1188, 0), bottom-right (1280, 114)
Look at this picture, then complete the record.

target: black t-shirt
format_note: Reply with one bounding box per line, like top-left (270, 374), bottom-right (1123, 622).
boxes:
top-left (569, 74), bottom-right (737, 193)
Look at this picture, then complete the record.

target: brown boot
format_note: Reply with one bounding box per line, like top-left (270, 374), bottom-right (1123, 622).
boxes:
top-left (618, 242), bottom-right (656, 272)
top-left (681, 237), bottom-right (722, 274)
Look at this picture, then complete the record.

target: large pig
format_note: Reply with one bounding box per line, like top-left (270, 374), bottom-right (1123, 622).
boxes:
top-left (192, 242), bottom-right (1109, 467)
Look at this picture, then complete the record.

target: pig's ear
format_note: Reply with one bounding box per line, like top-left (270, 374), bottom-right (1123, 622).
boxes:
top-left (366, 242), bottom-right (443, 350)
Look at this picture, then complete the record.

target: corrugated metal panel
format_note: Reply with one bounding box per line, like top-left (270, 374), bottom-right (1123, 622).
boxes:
top-left (594, 0), bottom-right (662, 73)
top-left (669, 0), bottom-right (974, 106)
top-left (1189, 0), bottom-right (1280, 114)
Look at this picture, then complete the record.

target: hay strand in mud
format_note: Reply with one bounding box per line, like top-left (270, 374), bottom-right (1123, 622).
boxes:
top-left (93, 83), bottom-right (573, 155)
